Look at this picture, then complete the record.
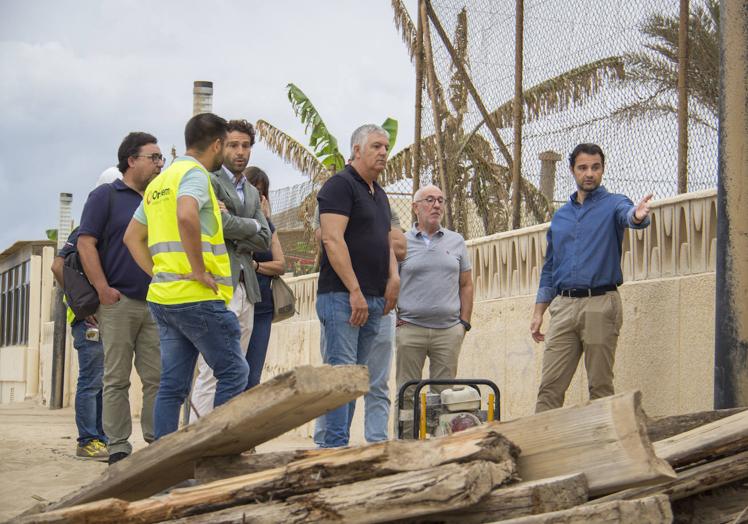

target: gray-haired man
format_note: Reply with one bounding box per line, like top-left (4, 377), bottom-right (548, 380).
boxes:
top-left (316, 124), bottom-right (400, 447)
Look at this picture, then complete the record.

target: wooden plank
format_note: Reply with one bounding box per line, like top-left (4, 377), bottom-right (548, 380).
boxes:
top-left (481, 391), bottom-right (676, 496)
top-left (653, 409), bottom-right (748, 468)
top-left (672, 480), bottom-right (748, 524)
top-left (490, 494), bottom-right (672, 524)
top-left (14, 429), bottom-right (519, 524)
top-left (398, 473), bottom-right (588, 524)
top-left (42, 365), bottom-right (370, 510)
top-left (168, 461), bottom-right (508, 524)
top-left (646, 408), bottom-right (747, 442)
top-left (194, 449), bottom-right (328, 483)
top-left (592, 449), bottom-right (748, 504)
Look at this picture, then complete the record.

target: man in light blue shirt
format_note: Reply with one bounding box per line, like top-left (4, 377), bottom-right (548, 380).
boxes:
top-left (530, 143), bottom-right (652, 412)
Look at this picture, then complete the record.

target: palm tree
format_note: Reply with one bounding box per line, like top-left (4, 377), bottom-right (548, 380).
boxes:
top-left (387, 1), bottom-right (625, 236)
top-left (256, 84), bottom-right (397, 259)
top-left (615, 0), bottom-right (719, 130)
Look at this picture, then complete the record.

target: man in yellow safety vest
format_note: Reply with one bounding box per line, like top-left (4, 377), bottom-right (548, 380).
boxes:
top-left (124, 113), bottom-right (249, 439)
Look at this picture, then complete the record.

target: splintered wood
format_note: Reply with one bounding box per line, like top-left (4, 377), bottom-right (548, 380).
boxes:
top-left (14, 388), bottom-right (748, 524)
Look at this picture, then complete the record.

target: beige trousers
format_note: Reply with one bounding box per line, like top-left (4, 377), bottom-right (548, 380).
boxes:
top-left (535, 291), bottom-right (623, 413)
top-left (395, 322), bottom-right (465, 438)
top-left (189, 284), bottom-right (253, 422)
top-left (97, 295), bottom-right (161, 455)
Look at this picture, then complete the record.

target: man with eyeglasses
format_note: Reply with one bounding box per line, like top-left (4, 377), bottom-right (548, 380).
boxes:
top-left (395, 184), bottom-right (473, 438)
top-left (77, 132), bottom-right (164, 464)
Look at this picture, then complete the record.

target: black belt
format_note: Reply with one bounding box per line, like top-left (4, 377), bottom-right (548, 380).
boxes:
top-left (558, 285), bottom-right (617, 298)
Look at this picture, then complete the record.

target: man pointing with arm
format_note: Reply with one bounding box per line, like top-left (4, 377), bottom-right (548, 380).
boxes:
top-left (531, 143), bottom-right (652, 413)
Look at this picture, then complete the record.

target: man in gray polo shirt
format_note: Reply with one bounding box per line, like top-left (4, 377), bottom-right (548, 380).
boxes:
top-left (396, 184), bottom-right (473, 437)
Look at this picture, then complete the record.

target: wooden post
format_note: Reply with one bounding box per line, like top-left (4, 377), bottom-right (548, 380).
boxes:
top-left (412, 0), bottom-right (424, 225)
top-left (677, 0), bottom-right (689, 194)
top-left (419, 0), bottom-right (453, 229)
top-left (511, 0), bottom-right (525, 229)
top-left (715, 0), bottom-right (748, 409)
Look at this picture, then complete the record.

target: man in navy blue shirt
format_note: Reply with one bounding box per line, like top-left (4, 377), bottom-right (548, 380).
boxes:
top-left (77, 132), bottom-right (164, 464)
top-left (316, 124), bottom-right (400, 447)
top-left (530, 143), bottom-right (652, 412)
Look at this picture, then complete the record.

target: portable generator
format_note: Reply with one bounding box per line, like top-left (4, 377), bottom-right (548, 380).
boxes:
top-left (396, 379), bottom-right (501, 439)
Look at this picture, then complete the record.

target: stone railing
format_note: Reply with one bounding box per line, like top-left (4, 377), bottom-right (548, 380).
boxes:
top-left (283, 189), bottom-right (717, 317)
top-left (467, 189), bottom-right (717, 301)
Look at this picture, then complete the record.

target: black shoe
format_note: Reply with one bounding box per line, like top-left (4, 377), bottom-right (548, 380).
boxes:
top-left (108, 451), bottom-right (129, 465)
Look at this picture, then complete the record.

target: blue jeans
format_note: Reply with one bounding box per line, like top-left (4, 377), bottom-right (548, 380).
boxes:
top-left (314, 312), bottom-right (394, 444)
top-left (71, 320), bottom-right (106, 444)
top-left (315, 292), bottom-right (385, 447)
top-left (148, 300), bottom-right (249, 439)
top-left (246, 309), bottom-right (273, 390)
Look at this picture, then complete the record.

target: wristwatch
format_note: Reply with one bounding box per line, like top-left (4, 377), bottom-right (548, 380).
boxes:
top-left (459, 319), bottom-right (471, 332)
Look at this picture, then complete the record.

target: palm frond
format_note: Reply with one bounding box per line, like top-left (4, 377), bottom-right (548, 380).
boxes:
top-left (448, 8), bottom-right (470, 116)
top-left (391, 0), bottom-right (418, 63)
top-left (622, 0), bottom-right (719, 120)
top-left (286, 83), bottom-right (346, 172)
top-left (486, 57), bottom-right (625, 129)
top-left (256, 119), bottom-right (326, 182)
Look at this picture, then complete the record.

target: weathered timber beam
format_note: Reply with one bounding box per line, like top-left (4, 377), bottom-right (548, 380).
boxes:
top-left (592, 449), bottom-right (748, 504)
top-left (654, 409), bottom-right (748, 468)
top-left (477, 391), bottom-right (675, 496)
top-left (398, 473), bottom-right (588, 524)
top-left (646, 408), bottom-right (746, 442)
top-left (14, 431), bottom-right (519, 524)
top-left (489, 494), bottom-right (672, 524)
top-left (165, 461), bottom-right (508, 524)
top-left (41, 365), bottom-right (370, 510)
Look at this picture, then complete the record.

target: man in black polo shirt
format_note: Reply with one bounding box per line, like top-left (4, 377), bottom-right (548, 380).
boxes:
top-left (77, 132), bottom-right (163, 464)
top-left (316, 124), bottom-right (400, 448)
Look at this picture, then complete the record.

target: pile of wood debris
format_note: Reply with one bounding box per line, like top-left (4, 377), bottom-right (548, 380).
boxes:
top-left (9, 365), bottom-right (748, 523)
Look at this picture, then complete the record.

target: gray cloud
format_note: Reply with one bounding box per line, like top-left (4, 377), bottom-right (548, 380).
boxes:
top-left (0, 0), bottom-right (417, 249)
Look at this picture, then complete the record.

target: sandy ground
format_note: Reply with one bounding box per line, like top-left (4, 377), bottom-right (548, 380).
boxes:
top-left (0, 400), bottom-right (313, 521)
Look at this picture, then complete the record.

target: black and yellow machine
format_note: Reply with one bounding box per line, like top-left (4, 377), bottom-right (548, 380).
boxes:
top-left (396, 379), bottom-right (501, 439)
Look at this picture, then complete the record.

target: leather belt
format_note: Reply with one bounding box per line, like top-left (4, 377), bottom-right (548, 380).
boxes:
top-left (558, 284), bottom-right (617, 298)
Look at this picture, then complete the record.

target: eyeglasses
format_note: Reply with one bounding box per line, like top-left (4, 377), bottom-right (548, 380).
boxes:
top-left (415, 196), bottom-right (445, 205)
top-left (135, 153), bottom-right (166, 164)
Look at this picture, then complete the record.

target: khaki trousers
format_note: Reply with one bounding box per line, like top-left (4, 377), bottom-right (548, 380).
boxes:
top-left (535, 291), bottom-right (623, 413)
top-left (189, 283), bottom-right (253, 422)
top-left (97, 295), bottom-right (161, 455)
top-left (396, 323), bottom-right (465, 438)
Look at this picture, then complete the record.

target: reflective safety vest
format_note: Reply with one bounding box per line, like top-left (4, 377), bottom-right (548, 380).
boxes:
top-left (143, 158), bottom-right (233, 305)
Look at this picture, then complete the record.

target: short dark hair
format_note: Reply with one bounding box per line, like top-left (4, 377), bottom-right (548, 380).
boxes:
top-left (569, 143), bottom-right (605, 169)
top-left (117, 132), bottom-right (158, 173)
top-left (227, 119), bottom-right (256, 147)
top-left (244, 166), bottom-right (269, 199)
top-left (184, 113), bottom-right (228, 152)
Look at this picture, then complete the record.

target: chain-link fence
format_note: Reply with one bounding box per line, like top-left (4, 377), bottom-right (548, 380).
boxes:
top-left (384, 0), bottom-right (718, 239)
top-left (269, 0), bottom-right (719, 271)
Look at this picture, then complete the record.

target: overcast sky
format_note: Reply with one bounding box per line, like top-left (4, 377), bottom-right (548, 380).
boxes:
top-left (0, 0), bottom-right (418, 250)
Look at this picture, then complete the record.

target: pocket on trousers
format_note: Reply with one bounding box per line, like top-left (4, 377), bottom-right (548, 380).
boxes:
top-left (169, 303), bottom-right (210, 340)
